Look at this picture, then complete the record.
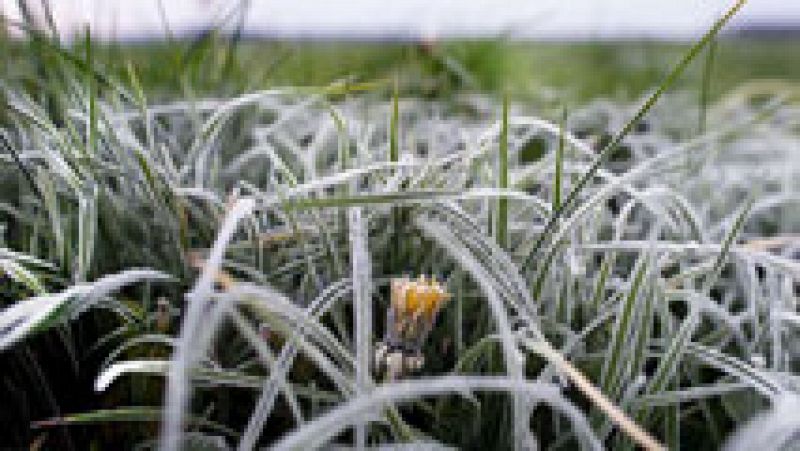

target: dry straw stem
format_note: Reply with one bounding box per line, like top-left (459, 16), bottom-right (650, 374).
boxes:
top-left (528, 341), bottom-right (666, 451)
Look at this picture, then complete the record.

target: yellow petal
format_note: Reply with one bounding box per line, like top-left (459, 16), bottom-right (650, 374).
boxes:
top-left (405, 282), bottom-right (421, 314)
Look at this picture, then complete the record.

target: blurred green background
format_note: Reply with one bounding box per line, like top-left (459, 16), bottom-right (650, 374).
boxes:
top-left (2, 26), bottom-right (798, 104)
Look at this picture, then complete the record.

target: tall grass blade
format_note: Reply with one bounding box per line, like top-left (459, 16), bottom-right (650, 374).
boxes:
top-left (521, 0), bottom-right (748, 269)
top-left (553, 107), bottom-right (566, 212)
top-left (496, 92), bottom-right (509, 248)
top-left (349, 206), bottom-right (372, 449)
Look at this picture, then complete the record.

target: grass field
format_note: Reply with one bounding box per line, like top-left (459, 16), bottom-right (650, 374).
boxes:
top-left (3, 28), bottom-right (800, 101)
top-left (2, 3), bottom-right (800, 449)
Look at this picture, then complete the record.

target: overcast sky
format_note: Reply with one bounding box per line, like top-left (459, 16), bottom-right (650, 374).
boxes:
top-left (2, 0), bottom-right (799, 41)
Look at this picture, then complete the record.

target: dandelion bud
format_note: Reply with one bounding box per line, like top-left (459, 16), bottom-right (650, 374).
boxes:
top-left (376, 275), bottom-right (450, 378)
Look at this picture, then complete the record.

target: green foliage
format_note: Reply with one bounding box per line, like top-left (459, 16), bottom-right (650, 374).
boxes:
top-left (3, 1), bottom-right (800, 449)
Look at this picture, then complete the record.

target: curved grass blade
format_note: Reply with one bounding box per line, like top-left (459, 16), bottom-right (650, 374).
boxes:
top-left (33, 407), bottom-right (237, 438)
top-left (0, 269), bottom-right (171, 351)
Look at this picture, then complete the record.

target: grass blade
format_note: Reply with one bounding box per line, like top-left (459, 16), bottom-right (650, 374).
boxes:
top-left (521, 0), bottom-right (748, 270)
top-left (496, 92), bottom-right (509, 248)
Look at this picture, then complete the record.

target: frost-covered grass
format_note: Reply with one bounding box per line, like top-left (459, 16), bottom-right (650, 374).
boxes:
top-left (3, 1), bottom-right (800, 450)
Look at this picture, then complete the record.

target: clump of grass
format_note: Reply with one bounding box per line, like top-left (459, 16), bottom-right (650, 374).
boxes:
top-left (3, 1), bottom-right (800, 450)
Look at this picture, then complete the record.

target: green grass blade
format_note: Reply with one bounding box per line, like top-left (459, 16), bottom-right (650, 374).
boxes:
top-left (699, 37), bottom-right (718, 134)
top-left (85, 27), bottom-right (97, 158)
top-left (590, 257), bottom-right (613, 311)
top-left (629, 285), bottom-right (656, 383)
top-left (0, 258), bottom-right (45, 294)
top-left (530, 235), bottom-right (566, 302)
top-left (33, 407), bottom-right (237, 438)
top-left (0, 131), bottom-right (44, 203)
top-left (601, 258), bottom-right (648, 399)
top-left (390, 77), bottom-right (399, 163)
top-left (496, 92), bottom-right (509, 248)
top-left (389, 78), bottom-right (401, 270)
top-left (704, 197), bottom-right (755, 291)
top-left (521, 0), bottom-right (748, 270)
top-left (553, 107), bottom-right (566, 212)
